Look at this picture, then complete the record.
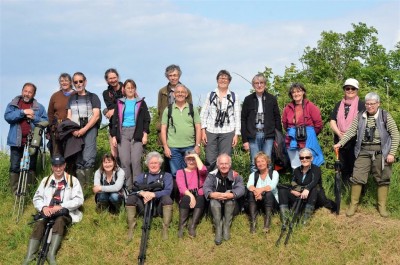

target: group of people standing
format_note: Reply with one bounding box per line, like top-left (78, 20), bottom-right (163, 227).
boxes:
top-left (4, 65), bottom-right (399, 264)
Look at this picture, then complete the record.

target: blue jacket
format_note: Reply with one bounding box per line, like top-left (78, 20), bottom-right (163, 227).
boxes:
top-left (4, 96), bottom-right (48, 147)
top-left (287, 126), bottom-right (325, 166)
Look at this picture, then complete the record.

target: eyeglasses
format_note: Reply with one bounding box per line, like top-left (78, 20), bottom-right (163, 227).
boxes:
top-left (344, 87), bottom-right (357, 91)
top-left (73, 80), bottom-right (84, 84)
top-left (253, 82), bottom-right (265, 86)
top-left (299, 156), bottom-right (311, 160)
top-left (365, 102), bottom-right (377, 107)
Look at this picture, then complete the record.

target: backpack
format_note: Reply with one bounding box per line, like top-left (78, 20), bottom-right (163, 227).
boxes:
top-left (253, 168), bottom-right (274, 187)
top-left (44, 173), bottom-right (73, 188)
top-left (209, 91), bottom-right (236, 107)
top-left (167, 103), bottom-right (195, 134)
top-left (75, 92), bottom-right (102, 129)
top-left (271, 129), bottom-right (290, 172)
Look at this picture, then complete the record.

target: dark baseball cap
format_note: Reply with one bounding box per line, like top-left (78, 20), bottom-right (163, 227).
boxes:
top-left (51, 155), bottom-right (66, 166)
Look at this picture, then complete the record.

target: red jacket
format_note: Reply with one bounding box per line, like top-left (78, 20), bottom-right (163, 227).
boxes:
top-left (281, 99), bottom-right (322, 147)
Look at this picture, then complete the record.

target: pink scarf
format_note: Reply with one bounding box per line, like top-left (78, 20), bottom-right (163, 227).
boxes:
top-left (337, 96), bottom-right (359, 133)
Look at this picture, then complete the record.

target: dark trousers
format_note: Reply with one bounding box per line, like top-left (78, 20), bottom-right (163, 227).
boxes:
top-left (278, 187), bottom-right (318, 207)
top-left (31, 215), bottom-right (72, 240)
top-left (126, 194), bottom-right (173, 216)
top-left (247, 191), bottom-right (276, 210)
top-left (179, 195), bottom-right (205, 209)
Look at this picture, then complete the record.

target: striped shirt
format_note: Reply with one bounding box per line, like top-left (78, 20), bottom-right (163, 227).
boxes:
top-left (200, 88), bottom-right (241, 135)
top-left (339, 109), bottom-right (399, 156)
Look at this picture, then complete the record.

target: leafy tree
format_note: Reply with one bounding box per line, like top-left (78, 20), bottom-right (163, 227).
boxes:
top-left (299, 22), bottom-right (398, 93)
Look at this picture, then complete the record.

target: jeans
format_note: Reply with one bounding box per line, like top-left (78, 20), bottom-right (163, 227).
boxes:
top-left (287, 149), bottom-right (301, 170)
top-left (169, 146), bottom-right (194, 177)
top-left (10, 146), bottom-right (37, 173)
top-left (249, 132), bottom-right (274, 172)
top-left (97, 192), bottom-right (121, 203)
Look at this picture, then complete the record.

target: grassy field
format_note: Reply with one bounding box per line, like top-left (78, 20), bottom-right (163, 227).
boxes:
top-left (2, 182), bottom-right (400, 264)
top-left (1, 146), bottom-right (400, 265)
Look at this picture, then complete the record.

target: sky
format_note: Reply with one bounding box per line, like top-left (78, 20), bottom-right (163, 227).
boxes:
top-left (1, 0), bottom-right (399, 148)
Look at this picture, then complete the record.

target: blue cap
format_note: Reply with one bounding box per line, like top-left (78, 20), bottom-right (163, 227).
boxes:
top-left (51, 155), bottom-right (65, 165)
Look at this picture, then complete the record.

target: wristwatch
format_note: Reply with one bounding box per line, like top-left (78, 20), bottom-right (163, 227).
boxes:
top-left (196, 143), bottom-right (201, 147)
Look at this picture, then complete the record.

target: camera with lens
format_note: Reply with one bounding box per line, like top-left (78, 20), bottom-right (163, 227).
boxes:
top-left (189, 188), bottom-right (199, 197)
top-left (363, 126), bottom-right (376, 142)
top-left (79, 117), bottom-right (89, 128)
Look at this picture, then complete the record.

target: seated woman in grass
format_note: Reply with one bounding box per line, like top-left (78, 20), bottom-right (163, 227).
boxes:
top-left (176, 150), bottom-right (207, 238)
top-left (92, 153), bottom-right (125, 214)
top-left (247, 152), bottom-right (279, 233)
top-left (278, 148), bottom-right (320, 227)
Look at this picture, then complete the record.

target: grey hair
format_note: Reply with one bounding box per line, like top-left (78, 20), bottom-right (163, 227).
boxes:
top-left (252, 73), bottom-right (267, 84)
top-left (145, 151), bottom-right (164, 166)
top-left (299, 148), bottom-right (313, 157)
top-left (175, 83), bottom-right (188, 93)
top-left (216, 153), bottom-right (232, 166)
top-left (365, 92), bottom-right (380, 103)
top-left (165, 64), bottom-right (182, 77)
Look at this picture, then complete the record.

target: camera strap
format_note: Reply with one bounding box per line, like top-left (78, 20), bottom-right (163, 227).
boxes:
top-left (183, 169), bottom-right (201, 190)
top-left (294, 101), bottom-right (306, 126)
top-left (143, 172), bottom-right (164, 185)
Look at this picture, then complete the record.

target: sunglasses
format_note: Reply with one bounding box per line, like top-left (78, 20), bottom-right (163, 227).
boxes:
top-left (299, 156), bottom-right (311, 160)
top-left (344, 87), bottom-right (357, 91)
top-left (73, 80), bottom-right (84, 84)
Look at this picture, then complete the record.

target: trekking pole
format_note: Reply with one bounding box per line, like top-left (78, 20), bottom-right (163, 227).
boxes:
top-left (334, 148), bottom-right (342, 215)
top-left (13, 134), bottom-right (32, 223)
top-left (284, 197), bottom-right (304, 245)
top-left (41, 127), bottom-right (46, 171)
top-left (138, 199), bottom-right (154, 265)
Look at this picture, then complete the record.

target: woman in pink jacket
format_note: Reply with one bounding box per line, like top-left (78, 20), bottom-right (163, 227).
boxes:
top-left (176, 150), bottom-right (207, 238)
top-left (282, 83), bottom-right (323, 169)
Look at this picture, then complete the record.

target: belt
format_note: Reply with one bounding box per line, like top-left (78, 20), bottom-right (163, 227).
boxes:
top-left (255, 128), bottom-right (264, 132)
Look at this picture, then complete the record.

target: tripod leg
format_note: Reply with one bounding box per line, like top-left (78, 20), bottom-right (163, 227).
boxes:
top-left (138, 200), bottom-right (153, 265)
top-left (16, 170), bottom-right (28, 223)
top-left (284, 199), bottom-right (303, 245)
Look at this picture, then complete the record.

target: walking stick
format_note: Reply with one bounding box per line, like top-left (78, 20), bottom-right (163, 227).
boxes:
top-left (284, 198), bottom-right (304, 245)
top-left (334, 148), bottom-right (342, 215)
top-left (13, 134), bottom-right (32, 223)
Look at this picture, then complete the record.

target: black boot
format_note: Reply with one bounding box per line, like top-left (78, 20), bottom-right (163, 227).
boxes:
top-left (279, 204), bottom-right (289, 229)
top-left (302, 204), bottom-right (314, 226)
top-left (178, 208), bottom-right (190, 238)
top-left (263, 206), bottom-right (272, 233)
top-left (188, 207), bottom-right (203, 238)
top-left (248, 202), bottom-right (257, 234)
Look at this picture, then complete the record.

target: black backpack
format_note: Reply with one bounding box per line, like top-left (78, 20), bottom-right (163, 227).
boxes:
top-left (209, 91), bottom-right (236, 107)
top-left (271, 129), bottom-right (290, 172)
top-left (167, 103), bottom-right (195, 134)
